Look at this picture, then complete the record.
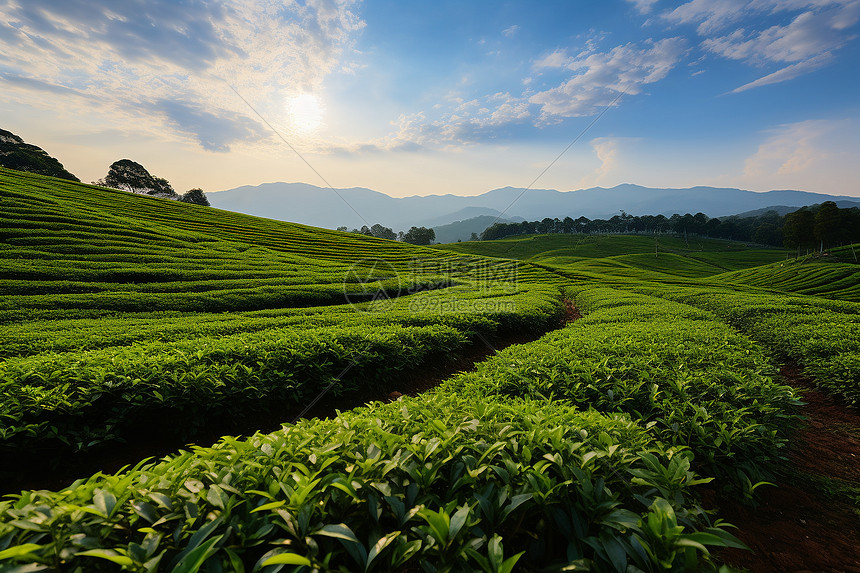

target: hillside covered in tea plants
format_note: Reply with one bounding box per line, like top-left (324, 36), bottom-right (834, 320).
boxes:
top-left (1, 168), bottom-right (859, 572)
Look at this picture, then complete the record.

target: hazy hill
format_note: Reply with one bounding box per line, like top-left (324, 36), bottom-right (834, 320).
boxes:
top-left (732, 202), bottom-right (860, 218)
top-left (210, 181), bottom-right (860, 230)
top-left (432, 214), bottom-right (519, 244)
top-left (0, 128), bottom-right (79, 181)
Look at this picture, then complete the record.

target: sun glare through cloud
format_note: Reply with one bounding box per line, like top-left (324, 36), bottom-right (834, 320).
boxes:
top-left (287, 93), bottom-right (325, 134)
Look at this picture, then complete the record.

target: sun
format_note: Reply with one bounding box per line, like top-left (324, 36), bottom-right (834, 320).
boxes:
top-left (287, 93), bottom-right (324, 134)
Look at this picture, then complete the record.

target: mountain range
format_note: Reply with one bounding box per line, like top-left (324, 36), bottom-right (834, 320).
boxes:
top-left (209, 182), bottom-right (860, 238)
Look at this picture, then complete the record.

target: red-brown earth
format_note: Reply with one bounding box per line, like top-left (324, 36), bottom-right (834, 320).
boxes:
top-left (717, 364), bottom-right (860, 573)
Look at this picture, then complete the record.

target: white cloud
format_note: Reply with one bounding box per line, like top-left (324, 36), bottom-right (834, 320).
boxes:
top-left (528, 38), bottom-right (687, 119)
top-left (730, 53), bottom-right (832, 92)
top-left (502, 25), bottom-right (520, 37)
top-left (534, 49), bottom-right (570, 68)
top-left (704, 7), bottom-right (858, 63)
top-left (743, 120), bottom-right (831, 177)
top-left (627, 0), bottom-right (660, 14)
top-left (587, 138), bottom-right (621, 185)
top-left (663, 0), bottom-right (750, 35)
top-left (321, 91), bottom-right (534, 154)
top-left (734, 119), bottom-right (860, 193)
top-left (355, 37), bottom-right (687, 150)
top-left (0, 0), bottom-right (364, 152)
top-left (663, 0), bottom-right (859, 91)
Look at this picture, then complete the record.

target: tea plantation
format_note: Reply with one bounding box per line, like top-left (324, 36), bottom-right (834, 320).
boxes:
top-left (1, 167), bottom-right (858, 571)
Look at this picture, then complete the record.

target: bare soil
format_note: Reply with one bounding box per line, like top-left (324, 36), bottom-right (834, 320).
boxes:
top-left (717, 363), bottom-right (860, 573)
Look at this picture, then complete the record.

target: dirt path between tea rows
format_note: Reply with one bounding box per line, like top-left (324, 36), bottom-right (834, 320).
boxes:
top-left (717, 363), bottom-right (860, 573)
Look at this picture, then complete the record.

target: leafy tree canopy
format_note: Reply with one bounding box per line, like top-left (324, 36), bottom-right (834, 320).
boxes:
top-left (0, 128), bottom-right (79, 182)
top-left (180, 188), bottom-right (210, 206)
top-left (100, 159), bottom-right (177, 197)
top-left (403, 226), bottom-right (435, 245)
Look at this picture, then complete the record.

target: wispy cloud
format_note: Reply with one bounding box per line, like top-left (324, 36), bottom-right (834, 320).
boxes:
top-left (330, 35), bottom-right (687, 152)
top-left (743, 119), bottom-right (832, 177)
top-left (0, 0), bottom-right (364, 152)
top-left (626, 0), bottom-right (660, 15)
top-left (323, 91), bottom-right (533, 153)
top-left (502, 25), bottom-right (520, 37)
top-left (663, 0), bottom-right (750, 35)
top-left (663, 0), bottom-right (860, 91)
top-left (730, 53), bottom-right (832, 92)
top-left (528, 38), bottom-right (687, 119)
top-left (703, 6), bottom-right (858, 63)
top-left (150, 99), bottom-right (267, 152)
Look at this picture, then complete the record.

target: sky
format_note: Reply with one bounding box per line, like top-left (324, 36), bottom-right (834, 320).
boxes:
top-left (1, 0), bottom-right (859, 198)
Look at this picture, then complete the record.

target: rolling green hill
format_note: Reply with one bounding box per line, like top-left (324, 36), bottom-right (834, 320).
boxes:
top-left (2, 167), bottom-right (859, 572)
top-left (716, 257), bottom-right (860, 302)
top-left (0, 167), bottom-right (564, 455)
top-left (437, 233), bottom-right (788, 278)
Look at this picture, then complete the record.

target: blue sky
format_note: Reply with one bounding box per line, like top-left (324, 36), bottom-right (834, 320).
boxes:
top-left (1, 0), bottom-right (858, 197)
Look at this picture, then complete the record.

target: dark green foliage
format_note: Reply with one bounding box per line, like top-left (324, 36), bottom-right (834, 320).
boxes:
top-left (0, 324), bottom-right (468, 452)
top-left (1, 167), bottom-right (848, 571)
top-left (814, 201), bottom-right (842, 249)
top-left (403, 226), bottom-right (436, 245)
top-left (0, 128), bottom-right (79, 181)
top-left (180, 188), bottom-right (210, 206)
top-left (370, 223), bottom-right (396, 240)
top-left (446, 287), bottom-right (799, 488)
top-left (477, 206), bottom-right (859, 249)
top-left (350, 223), bottom-right (396, 240)
top-left (783, 209), bottom-right (815, 250)
top-left (0, 393), bottom-right (743, 572)
top-left (102, 159), bottom-right (177, 197)
top-left (646, 286), bottom-right (860, 407)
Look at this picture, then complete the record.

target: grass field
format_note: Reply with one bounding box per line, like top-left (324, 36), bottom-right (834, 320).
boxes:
top-left (1, 167), bottom-right (858, 572)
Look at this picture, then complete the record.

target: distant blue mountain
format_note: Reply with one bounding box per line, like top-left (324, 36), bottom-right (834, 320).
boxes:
top-left (209, 181), bottom-right (860, 231)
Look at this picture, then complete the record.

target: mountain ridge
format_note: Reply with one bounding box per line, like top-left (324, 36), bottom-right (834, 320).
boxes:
top-left (209, 181), bottom-right (860, 232)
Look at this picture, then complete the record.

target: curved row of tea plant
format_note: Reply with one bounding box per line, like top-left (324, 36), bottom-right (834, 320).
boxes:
top-left (1, 167), bottom-right (567, 460)
top-left (0, 168), bottom-right (754, 570)
top-left (444, 286), bottom-right (799, 491)
top-left (0, 284), bottom-right (560, 359)
top-left (715, 258), bottom-right (860, 302)
top-left (0, 392), bottom-right (744, 572)
top-left (642, 286), bottom-right (860, 407)
top-left (0, 283), bottom-right (564, 454)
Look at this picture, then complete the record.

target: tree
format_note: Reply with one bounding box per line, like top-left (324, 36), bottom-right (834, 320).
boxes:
top-left (752, 223), bottom-right (781, 246)
top-left (783, 209), bottom-right (814, 251)
top-left (814, 201), bottom-right (841, 251)
top-left (470, 232), bottom-right (479, 241)
top-left (336, 226), bottom-right (348, 232)
top-left (402, 226), bottom-right (435, 245)
top-left (103, 159), bottom-right (176, 197)
top-left (536, 217), bottom-right (558, 234)
top-left (841, 208), bottom-right (860, 246)
top-left (370, 223), bottom-right (397, 240)
top-left (180, 188), bottom-right (210, 206)
top-left (0, 128), bottom-right (79, 181)
top-left (561, 216), bottom-right (575, 234)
